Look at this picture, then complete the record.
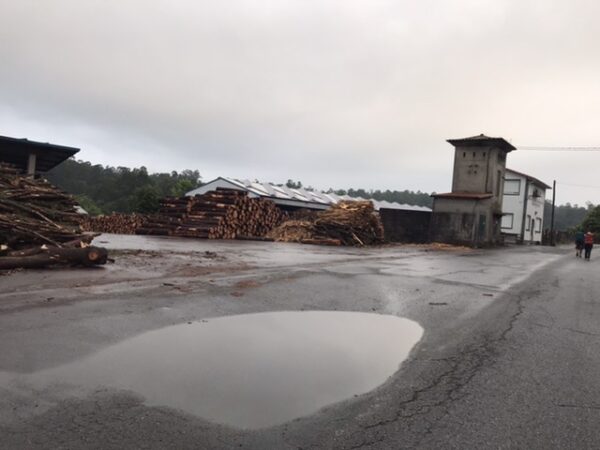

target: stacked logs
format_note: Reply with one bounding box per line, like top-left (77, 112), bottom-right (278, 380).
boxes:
top-left (136, 188), bottom-right (287, 239)
top-left (79, 213), bottom-right (147, 235)
top-left (269, 200), bottom-right (384, 246)
top-left (0, 163), bottom-right (108, 270)
top-left (136, 197), bottom-right (194, 236)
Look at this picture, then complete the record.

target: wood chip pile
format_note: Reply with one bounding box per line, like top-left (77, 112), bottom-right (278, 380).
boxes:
top-left (0, 163), bottom-right (108, 269)
top-left (80, 213), bottom-right (147, 235)
top-left (269, 200), bottom-right (385, 246)
top-left (136, 188), bottom-right (288, 239)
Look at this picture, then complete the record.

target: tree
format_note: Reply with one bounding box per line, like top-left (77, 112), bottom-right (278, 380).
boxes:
top-left (133, 186), bottom-right (160, 214)
top-left (580, 206), bottom-right (600, 233)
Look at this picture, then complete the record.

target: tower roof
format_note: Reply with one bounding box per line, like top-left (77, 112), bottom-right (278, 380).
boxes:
top-left (447, 134), bottom-right (516, 152)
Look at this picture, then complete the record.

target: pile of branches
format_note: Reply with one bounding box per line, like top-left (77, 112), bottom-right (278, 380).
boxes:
top-left (0, 164), bottom-right (108, 270)
top-left (137, 188), bottom-right (287, 239)
top-left (269, 201), bottom-right (384, 246)
top-left (80, 213), bottom-right (147, 235)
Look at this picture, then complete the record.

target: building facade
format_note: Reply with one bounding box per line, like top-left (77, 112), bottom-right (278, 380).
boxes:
top-left (501, 168), bottom-right (550, 244)
top-left (430, 134), bottom-right (516, 246)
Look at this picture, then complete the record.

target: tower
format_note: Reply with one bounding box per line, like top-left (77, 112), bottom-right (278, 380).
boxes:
top-left (430, 134), bottom-right (516, 246)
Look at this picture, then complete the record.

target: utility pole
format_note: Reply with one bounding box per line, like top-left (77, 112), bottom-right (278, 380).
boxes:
top-left (550, 180), bottom-right (556, 246)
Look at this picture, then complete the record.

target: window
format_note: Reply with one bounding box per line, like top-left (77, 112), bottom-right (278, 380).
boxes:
top-left (501, 213), bottom-right (514, 229)
top-left (526, 215), bottom-right (531, 231)
top-left (496, 170), bottom-right (502, 195)
top-left (536, 218), bottom-right (542, 232)
top-left (504, 179), bottom-right (521, 195)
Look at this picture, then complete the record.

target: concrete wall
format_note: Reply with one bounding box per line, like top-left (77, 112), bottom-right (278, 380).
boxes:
top-left (430, 197), bottom-right (502, 246)
top-left (379, 209), bottom-right (431, 243)
top-left (451, 146), bottom-right (506, 208)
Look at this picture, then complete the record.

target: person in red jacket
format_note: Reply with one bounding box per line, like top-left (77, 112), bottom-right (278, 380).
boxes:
top-left (584, 231), bottom-right (594, 260)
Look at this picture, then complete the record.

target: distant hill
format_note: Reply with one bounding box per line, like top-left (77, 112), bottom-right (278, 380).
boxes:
top-left (46, 158), bottom-right (202, 215)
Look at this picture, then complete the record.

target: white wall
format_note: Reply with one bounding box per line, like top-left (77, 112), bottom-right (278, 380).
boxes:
top-left (502, 171), bottom-right (546, 243)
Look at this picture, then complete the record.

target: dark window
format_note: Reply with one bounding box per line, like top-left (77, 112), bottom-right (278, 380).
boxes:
top-left (526, 215), bottom-right (531, 231)
top-left (496, 170), bottom-right (502, 195)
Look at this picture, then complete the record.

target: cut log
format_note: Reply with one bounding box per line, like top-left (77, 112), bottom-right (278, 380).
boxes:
top-left (0, 246), bottom-right (109, 270)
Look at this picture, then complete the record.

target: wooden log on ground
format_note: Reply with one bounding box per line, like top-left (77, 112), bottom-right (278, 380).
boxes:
top-left (0, 246), bottom-right (109, 270)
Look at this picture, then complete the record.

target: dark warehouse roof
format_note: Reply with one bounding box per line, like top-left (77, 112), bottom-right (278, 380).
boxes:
top-left (447, 134), bottom-right (516, 152)
top-left (0, 135), bottom-right (79, 173)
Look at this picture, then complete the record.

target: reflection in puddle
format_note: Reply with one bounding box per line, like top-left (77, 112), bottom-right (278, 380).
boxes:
top-left (32, 311), bottom-right (422, 429)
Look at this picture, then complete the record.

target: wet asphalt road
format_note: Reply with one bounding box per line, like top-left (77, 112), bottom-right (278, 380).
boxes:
top-left (0, 236), bottom-right (596, 449)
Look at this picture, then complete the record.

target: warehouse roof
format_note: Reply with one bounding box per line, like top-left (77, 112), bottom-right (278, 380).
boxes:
top-left (186, 177), bottom-right (432, 212)
top-left (0, 135), bottom-right (79, 173)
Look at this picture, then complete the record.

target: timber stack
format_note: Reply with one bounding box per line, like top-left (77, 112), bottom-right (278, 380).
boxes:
top-left (80, 213), bottom-right (147, 235)
top-left (136, 188), bottom-right (287, 239)
top-left (269, 200), bottom-right (384, 246)
top-left (0, 163), bottom-right (108, 270)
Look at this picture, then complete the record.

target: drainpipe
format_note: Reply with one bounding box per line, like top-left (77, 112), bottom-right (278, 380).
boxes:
top-left (519, 178), bottom-right (530, 244)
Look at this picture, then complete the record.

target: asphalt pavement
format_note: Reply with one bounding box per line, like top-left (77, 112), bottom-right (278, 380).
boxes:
top-left (0, 236), bottom-right (594, 449)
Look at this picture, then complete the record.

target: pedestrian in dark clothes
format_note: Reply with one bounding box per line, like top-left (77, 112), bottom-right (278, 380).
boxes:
top-left (584, 231), bottom-right (594, 260)
top-left (575, 230), bottom-right (585, 257)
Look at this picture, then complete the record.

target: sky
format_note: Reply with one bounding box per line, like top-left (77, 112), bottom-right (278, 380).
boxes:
top-left (1, 0), bottom-right (600, 205)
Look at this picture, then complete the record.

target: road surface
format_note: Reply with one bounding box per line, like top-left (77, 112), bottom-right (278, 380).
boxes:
top-left (0, 236), bottom-right (596, 449)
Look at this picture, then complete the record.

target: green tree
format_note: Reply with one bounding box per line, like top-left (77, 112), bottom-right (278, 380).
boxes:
top-left (74, 194), bottom-right (103, 216)
top-left (580, 205), bottom-right (600, 233)
top-left (133, 186), bottom-right (160, 213)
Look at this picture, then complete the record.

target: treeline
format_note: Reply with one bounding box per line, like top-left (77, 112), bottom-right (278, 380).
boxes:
top-left (543, 201), bottom-right (592, 231)
top-left (46, 159), bottom-right (202, 215)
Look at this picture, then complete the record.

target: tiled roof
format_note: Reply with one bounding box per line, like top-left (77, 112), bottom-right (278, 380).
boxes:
top-left (505, 168), bottom-right (551, 190)
top-left (431, 192), bottom-right (494, 200)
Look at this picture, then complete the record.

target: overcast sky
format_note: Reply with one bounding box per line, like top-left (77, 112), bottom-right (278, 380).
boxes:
top-left (1, 0), bottom-right (600, 205)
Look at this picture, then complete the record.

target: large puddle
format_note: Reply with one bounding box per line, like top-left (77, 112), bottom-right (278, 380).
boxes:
top-left (30, 311), bottom-right (423, 429)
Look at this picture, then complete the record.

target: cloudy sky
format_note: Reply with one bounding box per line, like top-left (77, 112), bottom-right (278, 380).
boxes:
top-left (1, 0), bottom-right (600, 205)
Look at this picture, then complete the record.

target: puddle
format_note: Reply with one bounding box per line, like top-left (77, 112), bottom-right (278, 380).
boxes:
top-left (28, 311), bottom-right (423, 429)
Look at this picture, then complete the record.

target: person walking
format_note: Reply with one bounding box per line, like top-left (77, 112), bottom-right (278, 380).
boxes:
top-left (584, 231), bottom-right (594, 260)
top-left (575, 230), bottom-right (585, 258)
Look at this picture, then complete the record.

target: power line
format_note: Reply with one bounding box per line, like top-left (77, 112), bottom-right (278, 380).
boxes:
top-left (517, 146), bottom-right (600, 151)
top-left (557, 182), bottom-right (600, 190)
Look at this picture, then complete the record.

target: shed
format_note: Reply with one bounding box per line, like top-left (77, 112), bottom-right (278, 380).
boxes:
top-left (0, 135), bottom-right (80, 175)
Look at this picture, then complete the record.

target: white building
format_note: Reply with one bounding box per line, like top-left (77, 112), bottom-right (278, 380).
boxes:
top-left (186, 177), bottom-right (432, 212)
top-left (501, 168), bottom-right (551, 244)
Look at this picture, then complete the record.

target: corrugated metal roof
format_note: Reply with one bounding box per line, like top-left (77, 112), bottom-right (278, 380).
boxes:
top-left (187, 177), bottom-right (432, 212)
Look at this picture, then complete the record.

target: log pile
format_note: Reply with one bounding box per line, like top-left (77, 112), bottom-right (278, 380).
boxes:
top-left (136, 188), bottom-right (287, 239)
top-left (269, 200), bottom-right (384, 246)
top-left (79, 213), bottom-right (147, 235)
top-left (0, 163), bottom-right (108, 270)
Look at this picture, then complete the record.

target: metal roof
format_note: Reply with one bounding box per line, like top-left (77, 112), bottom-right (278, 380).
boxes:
top-left (187, 177), bottom-right (432, 212)
top-left (0, 135), bottom-right (79, 173)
